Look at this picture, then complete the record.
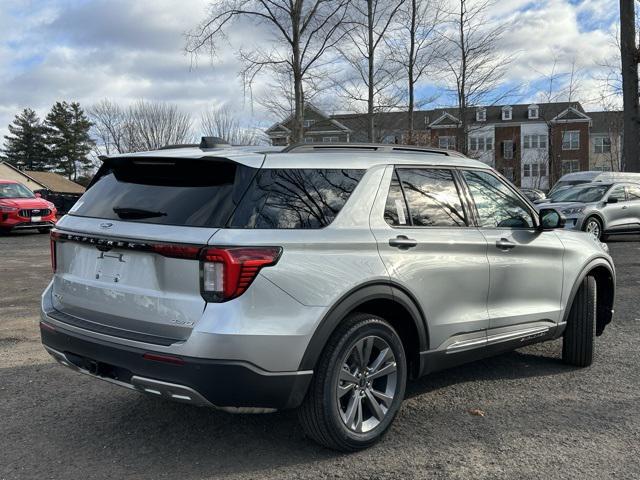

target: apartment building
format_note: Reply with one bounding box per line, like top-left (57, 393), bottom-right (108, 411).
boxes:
top-left (266, 103), bottom-right (622, 189)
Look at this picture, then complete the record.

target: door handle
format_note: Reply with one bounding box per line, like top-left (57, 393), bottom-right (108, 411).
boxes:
top-left (389, 235), bottom-right (418, 249)
top-left (622, 205), bottom-right (628, 210)
top-left (496, 238), bottom-right (516, 251)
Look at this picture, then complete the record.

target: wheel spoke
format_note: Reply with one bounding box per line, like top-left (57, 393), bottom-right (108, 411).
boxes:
top-left (337, 382), bottom-right (355, 398)
top-left (343, 391), bottom-right (359, 427)
top-left (365, 389), bottom-right (385, 421)
top-left (339, 366), bottom-right (358, 384)
top-left (354, 395), bottom-right (364, 432)
top-left (368, 361), bottom-right (397, 381)
top-left (371, 388), bottom-right (393, 408)
top-left (369, 347), bottom-right (393, 374)
top-left (354, 337), bottom-right (373, 369)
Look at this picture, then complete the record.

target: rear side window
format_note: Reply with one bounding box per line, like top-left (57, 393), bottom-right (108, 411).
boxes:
top-left (384, 168), bottom-right (466, 227)
top-left (70, 159), bottom-right (257, 228)
top-left (229, 169), bottom-right (365, 229)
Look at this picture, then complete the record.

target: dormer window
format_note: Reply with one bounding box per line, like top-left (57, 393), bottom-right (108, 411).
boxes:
top-left (528, 104), bottom-right (539, 119)
top-left (476, 108), bottom-right (486, 122)
top-left (502, 106), bottom-right (512, 121)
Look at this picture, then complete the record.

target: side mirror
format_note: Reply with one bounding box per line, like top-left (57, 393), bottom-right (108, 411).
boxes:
top-left (538, 208), bottom-right (565, 231)
top-left (606, 197), bottom-right (618, 204)
top-left (34, 192), bottom-right (42, 198)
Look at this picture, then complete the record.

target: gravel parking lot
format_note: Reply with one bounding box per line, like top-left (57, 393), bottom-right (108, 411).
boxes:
top-left (1, 231), bottom-right (640, 480)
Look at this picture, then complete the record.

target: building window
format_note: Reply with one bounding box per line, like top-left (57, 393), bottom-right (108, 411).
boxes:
top-left (562, 131), bottom-right (580, 150)
top-left (469, 136), bottom-right (494, 151)
top-left (438, 136), bottom-right (456, 150)
top-left (593, 165), bottom-right (612, 172)
top-left (476, 108), bottom-right (486, 122)
top-left (523, 164), bottom-right (531, 177)
top-left (503, 167), bottom-right (514, 181)
top-left (562, 160), bottom-right (581, 175)
top-left (523, 134), bottom-right (548, 149)
top-left (303, 119), bottom-right (315, 128)
top-left (594, 136), bottom-right (612, 153)
top-left (304, 137), bottom-right (314, 143)
top-left (322, 136), bottom-right (339, 143)
top-left (502, 106), bottom-right (512, 121)
top-left (502, 140), bottom-right (514, 159)
top-left (528, 105), bottom-right (539, 119)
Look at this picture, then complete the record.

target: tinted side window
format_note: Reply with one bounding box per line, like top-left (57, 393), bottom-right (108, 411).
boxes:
top-left (229, 169), bottom-right (364, 229)
top-left (384, 173), bottom-right (410, 226)
top-left (462, 170), bottom-right (535, 228)
top-left (608, 185), bottom-right (626, 202)
top-left (627, 185), bottom-right (640, 201)
top-left (386, 168), bottom-right (466, 227)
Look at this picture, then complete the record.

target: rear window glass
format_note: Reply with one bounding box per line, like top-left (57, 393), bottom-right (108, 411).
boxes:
top-left (229, 169), bottom-right (365, 229)
top-left (70, 159), bottom-right (257, 228)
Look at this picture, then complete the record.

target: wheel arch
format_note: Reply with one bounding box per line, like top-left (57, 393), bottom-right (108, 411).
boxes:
top-left (581, 212), bottom-right (606, 232)
top-left (562, 258), bottom-right (615, 336)
top-left (298, 281), bottom-right (429, 378)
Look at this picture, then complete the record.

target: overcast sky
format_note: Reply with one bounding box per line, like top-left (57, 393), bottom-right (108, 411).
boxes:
top-left (0, 0), bottom-right (622, 140)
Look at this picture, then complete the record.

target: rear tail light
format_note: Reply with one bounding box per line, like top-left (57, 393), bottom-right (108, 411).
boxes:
top-left (200, 247), bottom-right (282, 302)
top-left (50, 231), bottom-right (60, 272)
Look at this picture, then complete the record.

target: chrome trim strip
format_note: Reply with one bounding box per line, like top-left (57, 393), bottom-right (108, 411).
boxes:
top-left (446, 326), bottom-right (551, 353)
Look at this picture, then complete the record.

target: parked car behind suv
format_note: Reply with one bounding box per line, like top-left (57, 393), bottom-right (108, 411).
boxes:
top-left (40, 140), bottom-right (615, 451)
top-left (538, 181), bottom-right (640, 241)
top-left (0, 179), bottom-right (57, 234)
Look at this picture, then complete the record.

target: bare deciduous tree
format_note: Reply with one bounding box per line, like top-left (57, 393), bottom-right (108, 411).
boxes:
top-left (620, 0), bottom-right (640, 172)
top-left (388, 0), bottom-right (443, 144)
top-left (336, 0), bottom-right (404, 142)
top-left (88, 99), bottom-right (127, 155)
top-left (90, 99), bottom-right (193, 153)
top-left (439, 0), bottom-right (514, 155)
top-left (186, 0), bottom-right (350, 144)
top-left (200, 104), bottom-right (265, 145)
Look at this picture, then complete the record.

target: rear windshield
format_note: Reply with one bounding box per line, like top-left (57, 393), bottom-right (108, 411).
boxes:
top-left (70, 159), bottom-right (258, 228)
top-left (229, 169), bottom-right (365, 229)
top-left (71, 161), bottom-right (364, 229)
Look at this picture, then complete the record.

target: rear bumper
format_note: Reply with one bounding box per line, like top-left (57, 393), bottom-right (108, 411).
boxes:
top-left (40, 321), bottom-right (312, 412)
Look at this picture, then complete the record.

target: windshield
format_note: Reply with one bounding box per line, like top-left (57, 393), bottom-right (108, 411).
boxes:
top-left (552, 184), bottom-right (610, 203)
top-left (0, 183), bottom-right (35, 199)
top-left (549, 180), bottom-right (589, 195)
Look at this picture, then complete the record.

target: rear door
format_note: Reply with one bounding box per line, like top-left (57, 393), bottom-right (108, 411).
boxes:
top-left (459, 169), bottom-right (564, 338)
top-left (624, 184), bottom-right (640, 230)
top-left (50, 157), bottom-right (259, 345)
top-left (371, 166), bottom-right (490, 352)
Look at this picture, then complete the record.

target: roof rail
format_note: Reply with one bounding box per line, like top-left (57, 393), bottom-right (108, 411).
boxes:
top-left (282, 142), bottom-right (466, 157)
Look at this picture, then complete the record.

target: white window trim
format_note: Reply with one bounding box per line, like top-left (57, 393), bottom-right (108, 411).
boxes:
top-left (476, 108), bottom-right (487, 122)
top-left (528, 106), bottom-right (539, 119)
top-left (502, 107), bottom-right (513, 121)
top-left (322, 136), bottom-right (339, 143)
top-left (303, 119), bottom-right (316, 128)
top-left (594, 136), bottom-right (612, 154)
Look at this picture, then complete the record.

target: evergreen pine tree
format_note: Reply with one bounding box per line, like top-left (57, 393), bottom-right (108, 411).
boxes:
top-left (45, 101), bottom-right (94, 181)
top-left (2, 108), bottom-right (49, 170)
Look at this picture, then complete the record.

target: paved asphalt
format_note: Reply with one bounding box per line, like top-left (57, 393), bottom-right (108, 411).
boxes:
top-left (1, 231), bottom-right (639, 480)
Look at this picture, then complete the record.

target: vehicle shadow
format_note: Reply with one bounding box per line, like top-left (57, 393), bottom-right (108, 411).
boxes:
top-left (1, 341), bottom-right (572, 480)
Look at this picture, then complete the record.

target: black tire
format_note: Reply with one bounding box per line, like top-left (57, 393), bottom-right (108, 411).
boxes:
top-left (582, 216), bottom-right (603, 241)
top-left (562, 276), bottom-right (596, 367)
top-left (298, 313), bottom-right (407, 452)
top-left (38, 228), bottom-right (51, 234)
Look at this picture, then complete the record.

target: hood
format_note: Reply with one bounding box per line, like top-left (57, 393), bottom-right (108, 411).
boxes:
top-left (0, 197), bottom-right (56, 210)
top-left (535, 201), bottom-right (595, 212)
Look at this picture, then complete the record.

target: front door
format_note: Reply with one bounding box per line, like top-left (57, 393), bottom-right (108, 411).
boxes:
top-left (370, 166), bottom-right (490, 352)
top-left (459, 169), bottom-right (565, 339)
top-left (601, 184), bottom-right (628, 230)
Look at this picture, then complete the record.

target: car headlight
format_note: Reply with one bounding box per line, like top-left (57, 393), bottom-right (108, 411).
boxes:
top-left (0, 205), bottom-right (18, 213)
top-left (562, 207), bottom-right (585, 215)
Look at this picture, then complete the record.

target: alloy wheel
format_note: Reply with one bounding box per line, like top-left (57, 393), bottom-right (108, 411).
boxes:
top-left (585, 219), bottom-right (601, 240)
top-left (336, 335), bottom-right (397, 433)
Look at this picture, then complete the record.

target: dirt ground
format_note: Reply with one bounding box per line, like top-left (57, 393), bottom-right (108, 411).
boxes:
top-left (1, 231), bottom-right (640, 480)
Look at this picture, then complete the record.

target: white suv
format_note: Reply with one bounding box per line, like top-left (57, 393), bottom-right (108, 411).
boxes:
top-left (40, 140), bottom-right (615, 451)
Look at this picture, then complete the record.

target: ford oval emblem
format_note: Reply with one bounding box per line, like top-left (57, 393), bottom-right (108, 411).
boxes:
top-left (99, 222), bottom-right (113, 229)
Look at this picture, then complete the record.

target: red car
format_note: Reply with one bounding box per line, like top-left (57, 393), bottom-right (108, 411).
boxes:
top-left (0, 179), bottom-right (57, 234)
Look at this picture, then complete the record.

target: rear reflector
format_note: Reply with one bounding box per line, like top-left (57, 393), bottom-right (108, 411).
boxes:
top-left (40, 321), bottom-right (57, 333)
top-left (142, 353), bottom-right (185, 366)
top-left (49, 231), bottom-right (59, 272)
top-left (200, 247), bottom-right (282, 302)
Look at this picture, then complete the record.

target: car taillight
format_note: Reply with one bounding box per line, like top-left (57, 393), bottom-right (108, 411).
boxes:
top-left (200, 247), bottom-right (282, 302)
top-left (50, 231), bottom-right (60, 272)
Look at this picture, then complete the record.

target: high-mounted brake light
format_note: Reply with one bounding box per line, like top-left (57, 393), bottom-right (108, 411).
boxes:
top-left (200, 247), bottom-right (282, 302)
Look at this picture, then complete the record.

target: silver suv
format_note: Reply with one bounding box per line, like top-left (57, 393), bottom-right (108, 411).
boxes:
top-left (40, 140), bottom-right (615, 451)
top-left (538, 181), bottom-right (640, 241)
